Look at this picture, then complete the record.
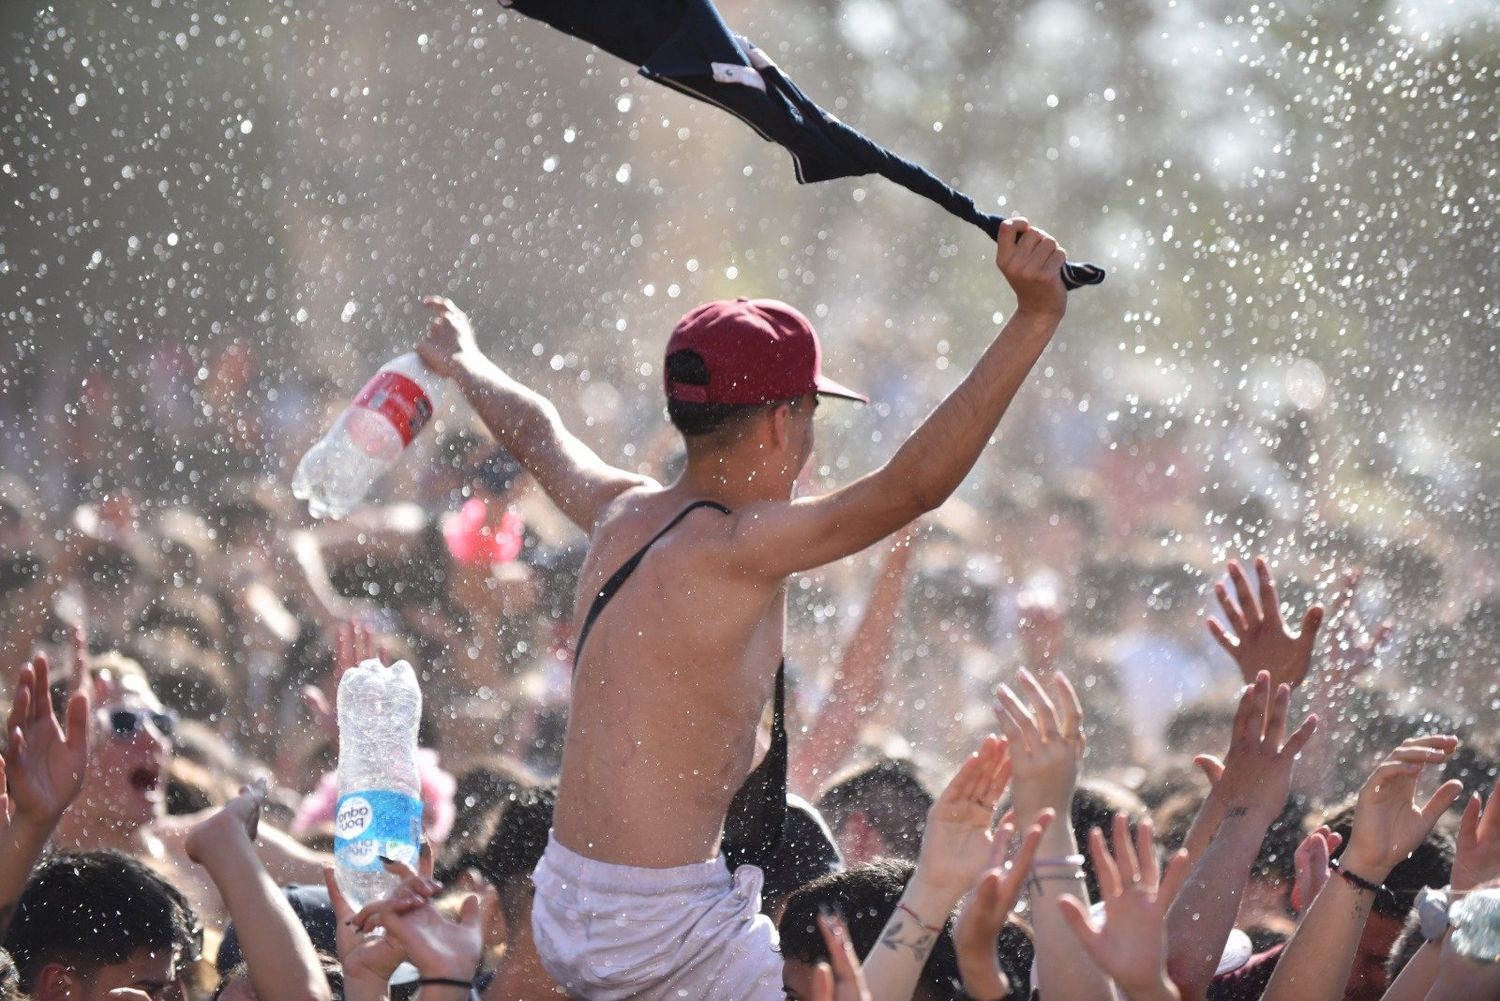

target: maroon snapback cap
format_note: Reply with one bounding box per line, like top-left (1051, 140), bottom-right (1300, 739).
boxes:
top-left (664, 297), bottom-right (868, 405)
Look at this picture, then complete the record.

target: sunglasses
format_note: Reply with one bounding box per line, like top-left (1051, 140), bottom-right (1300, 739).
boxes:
top-left (107, 707), bottom-right (177, 741)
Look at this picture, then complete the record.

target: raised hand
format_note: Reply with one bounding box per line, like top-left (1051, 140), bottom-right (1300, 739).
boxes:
top-left (993, 668), bottom-right (1085, 822)
top-left (358, 895), bottom-right (483, 988)
top-left (1451, 776), bottom-right (1500, 893)
top-left (810, 911), bottom-right (873, 1001)
top-left (325, 856), bottom-right (440, 994)
top-left (1342, 737), bottom-right (1465, 884)
top-left (1290, 825), bottom-right (1341, 915)
top-left (953, 811), bottom-right (1054, 1000)
top-left (911, 734), bottom-right (1015, 902)
top-left (303, 620), bottom-right (381, 739)
top-left (416, 296), bottom-right (484, 379)
top-left (1320, 569), bottom-right (1392, 691)
top-left (4, 637), bottom-right (92, 833)
top-left (1206, 671), bottom-right (1317, 823)
top-left (1206, 557), bottom-right (1324, 690)
top-left (995, 218), bottom-right (1068, 322)
top-left (185, 779), bottom-right (266, 866)
top-left (1058, 815), bottom-right (1191, 1001)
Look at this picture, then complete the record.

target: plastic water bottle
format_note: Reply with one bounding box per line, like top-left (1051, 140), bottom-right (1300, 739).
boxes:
top-left (292, 353), bottom-right (448, 519)
top-left (334, 657), bottom-right (424, 909)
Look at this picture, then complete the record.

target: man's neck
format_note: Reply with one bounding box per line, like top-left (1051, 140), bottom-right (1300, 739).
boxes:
top-left (675, 452), bottom-right (787, 509)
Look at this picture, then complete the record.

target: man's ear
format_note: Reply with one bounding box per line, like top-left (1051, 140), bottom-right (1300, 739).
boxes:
top-left (33, 961), bottom-right (79, 1001)
top-left (768, 402), bottom-right (795, 451)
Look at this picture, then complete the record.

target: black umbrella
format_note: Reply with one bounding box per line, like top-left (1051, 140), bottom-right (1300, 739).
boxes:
top-left (499, 0), bottom-right (1106, 289)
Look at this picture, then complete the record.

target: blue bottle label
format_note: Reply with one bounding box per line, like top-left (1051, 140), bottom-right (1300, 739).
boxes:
top-left (334, 789), bottom-right (424, 872)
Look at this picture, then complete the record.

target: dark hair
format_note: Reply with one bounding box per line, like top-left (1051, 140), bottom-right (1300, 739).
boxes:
top-left (778, 858), bottom-right (1023, 1001)
top-left (214, 952), bottom-right (345, 1001)
top-left (1251, 795), bottom-right (1314, 886)
top-left (0, 947), bottom-right (19, 1001)
top-left (471, 786), bottom-right (556, 925)
top-left (816, 757), bottom-right (932, 861)
top-left (664, 350), bottom-right (782, 439)
top-left (5, 851), bottom-right (202, 992)
top-left (759, 796), bottom-right (844, 914)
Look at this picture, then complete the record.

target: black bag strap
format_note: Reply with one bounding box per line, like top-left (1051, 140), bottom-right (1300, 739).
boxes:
top-left (572, 500), bottom-right (732, 671)
top-left (721, 659), bottom-right (788, 872)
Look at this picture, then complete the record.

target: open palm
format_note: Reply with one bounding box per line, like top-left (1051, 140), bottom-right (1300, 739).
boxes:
top-left (5, 647), bottom-right (91, 827)
top-left (914, 735), bottom-right (1013, 899)
top-left (1207, 557), bottom-right (1323, 690)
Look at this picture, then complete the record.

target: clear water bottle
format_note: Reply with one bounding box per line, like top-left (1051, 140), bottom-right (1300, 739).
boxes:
top-left (292, 353), bottom-right (448, 519)
top-left (334, 657), bottom-right (424, 909)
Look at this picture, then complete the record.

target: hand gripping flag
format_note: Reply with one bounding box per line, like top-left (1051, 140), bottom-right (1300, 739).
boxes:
top-left (499, 0), bottom-right (1106, 289)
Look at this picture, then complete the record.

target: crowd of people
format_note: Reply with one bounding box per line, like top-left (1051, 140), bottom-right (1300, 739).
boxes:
top-left (2, 224), bottom-right (1499, 1001)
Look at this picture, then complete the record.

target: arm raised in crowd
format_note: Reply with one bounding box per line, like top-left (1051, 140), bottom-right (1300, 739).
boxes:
top-left (1059, 815), bottom-right (1192, 1001)
top-left (860, 734), bottom-right (1050, 1001)
top-left (0, 636), bottom-right (91, 939)
top-left (349, 873), bottom-right (484, 1001)
top-left (993, 668), bottom-right (1115, 1001)
top-left (1261, 737), bottom-right (1465, 1001)
top-left (185, 781), bottom-right (332, 1001)
top-left (952, 806), bottom-right (1053, 1000)
top-left (722, 219), bottom-right (1068, 579)
top-left (1164, 672), bottom-right (1316, 998)
top-left (789, 525), bottom-right (917, 797)
top-left (417, 297), bottom-right (654, 534)
top-left (324, 853), bottom-right (443, 1001)
top-left (1379, 776), bottom-right (1500, 1001)
top-left (1205, 557), bottom-right (1324, 691)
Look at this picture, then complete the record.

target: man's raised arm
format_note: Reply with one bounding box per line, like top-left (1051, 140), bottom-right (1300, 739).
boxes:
top-left (416, 296), bottom-right (654, 533)
top-left (727, 218), bottom-right (1069, 578)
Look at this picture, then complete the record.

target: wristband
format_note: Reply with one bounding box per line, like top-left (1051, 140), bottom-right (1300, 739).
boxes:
top-left (897, 902), bottom-right (945, 934)
top-left (416, 978), bottom-right (474, 989)
top-left (1330, 859), bottom-right (1385, 896)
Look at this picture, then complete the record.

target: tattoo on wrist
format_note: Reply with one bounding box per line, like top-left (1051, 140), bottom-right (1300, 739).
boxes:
top-left (880, 918), bottom-right (937, 961)
top-left (1225, 806), bottom-right (1250, 819)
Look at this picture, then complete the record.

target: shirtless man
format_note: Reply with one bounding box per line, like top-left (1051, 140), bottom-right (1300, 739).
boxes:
top-left (415, 216), bottom-right (1069, 999)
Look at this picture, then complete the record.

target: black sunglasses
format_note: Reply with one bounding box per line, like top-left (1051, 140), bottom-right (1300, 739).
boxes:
top-left (107, 707), bottom-right (177, 741)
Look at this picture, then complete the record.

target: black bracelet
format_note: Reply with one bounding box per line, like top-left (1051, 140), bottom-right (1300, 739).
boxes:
top-left (1331, 859), bottom-right (1385, 896)
top-left (416, 978), bottom-right (474, 989)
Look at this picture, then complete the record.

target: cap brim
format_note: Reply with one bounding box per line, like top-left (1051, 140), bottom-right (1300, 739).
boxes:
top-left (814, 373), bottom-right (869, 404)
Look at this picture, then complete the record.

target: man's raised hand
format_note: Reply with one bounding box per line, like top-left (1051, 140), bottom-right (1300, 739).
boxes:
top-left (416, 296), bottom-right (483, 379)
top-left (1206, 557), bottom-right (1324, 690)
top-left (995, 218), bottom-right (1067, 323)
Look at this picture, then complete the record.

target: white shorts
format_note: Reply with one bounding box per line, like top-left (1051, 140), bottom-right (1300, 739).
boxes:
top-left (531, 833), bottom-right (784, 1001)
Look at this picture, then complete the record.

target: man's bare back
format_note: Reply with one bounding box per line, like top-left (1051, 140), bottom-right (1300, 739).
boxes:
top-left (552, 486), bottom-right (787, 867)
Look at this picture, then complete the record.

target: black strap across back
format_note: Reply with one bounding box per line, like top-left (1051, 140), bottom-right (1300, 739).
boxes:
top-left (572, 500), bottom-right (788, 873)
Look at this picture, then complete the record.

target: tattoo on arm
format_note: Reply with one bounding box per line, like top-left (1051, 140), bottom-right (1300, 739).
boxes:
top-left (879, 918), bottom-right (937, 961)
top-left (1225, 806), bottom-right (1250, 819)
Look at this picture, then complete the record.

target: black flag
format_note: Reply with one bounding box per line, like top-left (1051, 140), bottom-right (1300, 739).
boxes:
top-left (501, 0), bottom-right (1106, 289)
